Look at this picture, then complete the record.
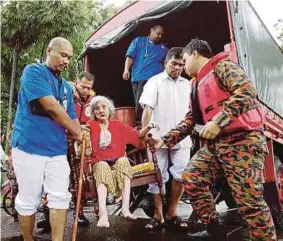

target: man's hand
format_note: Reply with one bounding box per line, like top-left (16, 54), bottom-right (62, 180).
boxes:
top-left (152, 136), bottom-right (164, 149)
top-left (145, 135), bottom-right (164, 150)
top-left (66, 130), bottom-right (74, 141)
top-left (74, 131), bottom-right (83, 142)
top-left (123, 70), bottom-right (130, 80)
top-left (147, 122), bottom-right (160, 131)
top-left (199, 121), bottom-right (221, 140)
top-left (68, 81), bottom-right (80, 101)
top-left (66, 124), bottom-right (85, 142)
top-left (73, 88), bottom-right (80, 101)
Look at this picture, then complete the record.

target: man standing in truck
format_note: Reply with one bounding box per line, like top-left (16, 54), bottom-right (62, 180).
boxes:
top-left (153, 39), bottom-right (276, 240)
top-left (122, 25), bottom-right (168, 121)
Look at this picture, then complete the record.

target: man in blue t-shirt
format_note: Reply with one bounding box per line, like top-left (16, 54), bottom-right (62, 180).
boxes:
top-left (123, 25), bottom-right (168, 121)
top-left (11, 37), bottom-right (82, 241)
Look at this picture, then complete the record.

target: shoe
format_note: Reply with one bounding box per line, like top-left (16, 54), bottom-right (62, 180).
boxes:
top-left (187, 220), bottom-right (228, 240)
top-left (77, 214), bottom-right (90, 226)
top-left (36, 209), bottom-right (51, 231)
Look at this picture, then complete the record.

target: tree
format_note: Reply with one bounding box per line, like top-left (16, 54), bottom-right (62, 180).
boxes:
top-left (1, 1), bottom-right (43, 151)
top-left (1, 0), bottom-right (116, 150)
top-left (274, 18), bottom-right (283, 50)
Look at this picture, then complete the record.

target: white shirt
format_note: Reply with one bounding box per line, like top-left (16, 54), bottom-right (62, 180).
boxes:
top-left (139, 71), bottom-right (192, 149)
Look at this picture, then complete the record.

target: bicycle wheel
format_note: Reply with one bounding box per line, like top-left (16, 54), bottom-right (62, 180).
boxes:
top-left (3, 187), bottom-right (13, 216)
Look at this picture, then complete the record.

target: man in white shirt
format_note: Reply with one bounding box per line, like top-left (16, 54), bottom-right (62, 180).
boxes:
top-left (139, 47), bottom-right (191, 229)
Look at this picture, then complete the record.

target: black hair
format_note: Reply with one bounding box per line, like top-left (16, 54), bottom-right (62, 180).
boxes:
top-left (151, 25), bottom-right (164, 31)
top-left (165, 47), bottom-right (183, 61)
top-left (183, 38), bottom-right (213, 58)
top-left (78, 71), bottom-right (95, 82)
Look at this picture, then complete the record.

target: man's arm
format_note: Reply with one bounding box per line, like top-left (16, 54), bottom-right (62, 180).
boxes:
top-left (212, 60), bottom-right (259, 129)
top-left (73, 118), bottom-right (80, 125)
top-left (123, 38), bottom-right (138, 80)
top-left (139, 125), bottom-right (153, 139)
top-left (39, 96), bottom-right (82, 141)
top-left (162, 109), bottom-right (194, 148)
top-left (141, 105), bottom-right (153, 128)
top-left (123, 57), bottom-right (133, 80)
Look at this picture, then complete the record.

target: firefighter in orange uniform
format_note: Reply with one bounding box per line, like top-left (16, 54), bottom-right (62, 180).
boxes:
top-left (154, 39), bottom-right (276, 241)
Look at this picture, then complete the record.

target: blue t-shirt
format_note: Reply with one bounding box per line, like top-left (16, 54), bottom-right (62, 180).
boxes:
top-left (11, 63), bottom-right (77, 157)
top-left (126, 36), bottom-right (168, 82)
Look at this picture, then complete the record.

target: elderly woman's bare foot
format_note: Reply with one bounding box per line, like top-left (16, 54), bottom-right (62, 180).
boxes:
top-left (114, 195), bottom-right (122, 204)
top-left (97, 214), bottom-right (110, 227)
top-left (121, 211), bottom-right (137, 220)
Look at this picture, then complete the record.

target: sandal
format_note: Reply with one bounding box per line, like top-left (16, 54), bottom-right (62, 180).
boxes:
top-left (165, 216), bottom-right (188, 228)
top-left (144, 218), bottom-right (164, 230)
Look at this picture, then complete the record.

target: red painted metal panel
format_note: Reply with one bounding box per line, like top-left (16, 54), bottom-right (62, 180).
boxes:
top-left (224, 42), bottom-right (238, 64)
top-left (262, 105), bottom-right (283, 144)
top-left (86, 0), bottom-right (164, 45)
top-left (225, 0), bottom-right (235, 43)
top-left (264, 139), bottom-right (276, 182)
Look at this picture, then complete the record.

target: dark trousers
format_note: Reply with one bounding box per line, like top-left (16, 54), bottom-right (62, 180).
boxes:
top-left (132, 80), bottom-right (147, 122)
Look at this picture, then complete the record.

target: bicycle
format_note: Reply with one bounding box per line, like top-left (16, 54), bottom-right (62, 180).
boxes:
top-left (1, 164), bottom-right (18, 222)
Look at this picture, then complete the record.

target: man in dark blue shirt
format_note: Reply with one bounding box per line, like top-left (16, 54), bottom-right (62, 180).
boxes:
top-left (11, 37), bottom-right (82, 241)
top-left (123, 25), bottom-right (168, 121)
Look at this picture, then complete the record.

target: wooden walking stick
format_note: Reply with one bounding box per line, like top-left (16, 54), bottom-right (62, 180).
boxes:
top-left (147, 133), bottom-right (164, 197)
top-left (72, 132), bottom-right (86, 241)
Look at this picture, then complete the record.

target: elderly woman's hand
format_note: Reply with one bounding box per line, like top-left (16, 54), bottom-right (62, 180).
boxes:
top-left (147, 122), bottom-right (160, 131)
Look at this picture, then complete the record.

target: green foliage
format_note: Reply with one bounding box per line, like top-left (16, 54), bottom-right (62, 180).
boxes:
top-left (0, 0), bottom-right (116, 142)
top-left (1, 1), bottom-right (41, 50)
top-left (274, 18), bottom-right (283, 50)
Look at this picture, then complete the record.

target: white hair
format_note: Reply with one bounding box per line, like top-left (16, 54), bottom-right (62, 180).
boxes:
top-left (85, 95), bottom-right (115, 120)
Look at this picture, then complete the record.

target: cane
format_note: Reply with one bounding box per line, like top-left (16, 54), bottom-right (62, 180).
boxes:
top-left (147, 133), bottom-right (165, 198)
top-left (72, 132), bottom-right (86, 241)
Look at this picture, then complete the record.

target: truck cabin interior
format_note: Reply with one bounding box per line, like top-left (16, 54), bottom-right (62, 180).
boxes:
top-left (86, 1), bottom-right (231, 107)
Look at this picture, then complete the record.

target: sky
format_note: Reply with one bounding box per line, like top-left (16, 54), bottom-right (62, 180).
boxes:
top-left (103, 0), bottom-right (283, 45)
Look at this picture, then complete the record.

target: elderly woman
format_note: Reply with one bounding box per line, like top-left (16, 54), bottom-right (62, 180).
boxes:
top-left (86, 96), bottom-right (154, 228)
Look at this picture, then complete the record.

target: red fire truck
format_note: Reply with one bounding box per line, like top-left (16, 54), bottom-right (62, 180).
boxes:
top-left (79, 0), bottom-right (283, 227)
